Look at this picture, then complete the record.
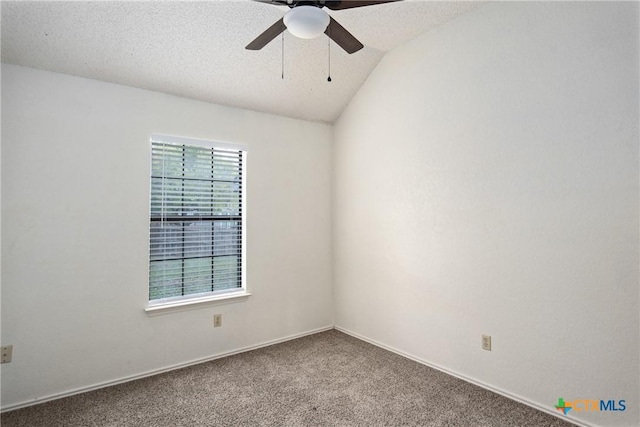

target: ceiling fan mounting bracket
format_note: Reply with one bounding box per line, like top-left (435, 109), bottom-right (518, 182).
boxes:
top-left (288, 1), bottom-right (325, 9)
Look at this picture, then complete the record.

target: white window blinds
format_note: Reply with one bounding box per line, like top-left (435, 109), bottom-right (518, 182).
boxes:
top-left (149, 136), bottom-right (245, 304)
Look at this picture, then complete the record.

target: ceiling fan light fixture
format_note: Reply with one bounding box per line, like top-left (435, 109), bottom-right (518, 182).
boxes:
top-left (283, 5), bottom-right (330, 39)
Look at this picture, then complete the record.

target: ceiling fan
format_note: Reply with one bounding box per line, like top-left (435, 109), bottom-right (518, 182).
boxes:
top-left (246, 0), bottom-right (402, 54)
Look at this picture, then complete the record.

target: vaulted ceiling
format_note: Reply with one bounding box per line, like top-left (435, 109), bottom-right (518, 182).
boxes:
top-left (1, 0), bottom-right (481, 123)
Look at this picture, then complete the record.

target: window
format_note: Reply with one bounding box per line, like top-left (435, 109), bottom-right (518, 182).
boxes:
top-left (148, 135), bottom-right (246, 308)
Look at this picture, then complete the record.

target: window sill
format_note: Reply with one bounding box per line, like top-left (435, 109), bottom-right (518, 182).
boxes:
top-left (145, 291), bottom-right (251, 315)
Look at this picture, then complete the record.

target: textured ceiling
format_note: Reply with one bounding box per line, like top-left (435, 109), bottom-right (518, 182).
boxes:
top-left (1, 0), bottom-right (481, 123)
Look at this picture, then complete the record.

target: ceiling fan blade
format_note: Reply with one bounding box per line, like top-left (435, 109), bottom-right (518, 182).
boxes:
top-left (324, 0), bottom-right (402, 10)
top-left (246, 18), bottom-right (287, 50)
top-left (325, 16), bottom-right (363, 54)
top-left (250, 0), bottom-right (289, 6)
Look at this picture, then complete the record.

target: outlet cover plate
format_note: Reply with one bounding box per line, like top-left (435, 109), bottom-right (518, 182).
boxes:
top-left (213, 314), bottom-right (222, 328)
top-left (482, 335), bottom-right (491, 351)
top-left (1, 345), bottom-right (13, 363)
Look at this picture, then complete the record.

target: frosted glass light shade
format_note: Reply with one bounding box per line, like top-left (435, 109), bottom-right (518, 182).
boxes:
top-left (283, 6), bottom-right (330, 39)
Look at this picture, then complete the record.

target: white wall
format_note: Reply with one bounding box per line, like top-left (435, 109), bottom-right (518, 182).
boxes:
top-left (2, 2), bottom-right (639, 425)
top-left (1, 64), bottom-right (333, 409)
top-left (333, 2), bottom-right (638, 427)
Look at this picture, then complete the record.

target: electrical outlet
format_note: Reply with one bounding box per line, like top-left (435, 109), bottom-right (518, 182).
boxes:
top-left (213, 314), bottom-right (222, 328)
top-left (1, 345), bottom-right (13, 363)
top-left (482, 335), bottom-right (492, 351)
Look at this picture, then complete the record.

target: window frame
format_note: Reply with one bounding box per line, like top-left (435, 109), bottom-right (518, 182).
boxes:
top-left (145, 134), bottom-right (249, 313)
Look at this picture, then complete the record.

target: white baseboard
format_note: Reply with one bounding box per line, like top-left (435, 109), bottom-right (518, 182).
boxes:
top-left (334, 326), bottom-right (592, 427)
top-left (0, 325), bottom-right (602, 427)
top-left (1, 325), bottom-right (334, 413)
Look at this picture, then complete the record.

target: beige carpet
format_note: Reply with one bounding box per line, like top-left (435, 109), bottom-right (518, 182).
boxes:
top-left (1, 330), bottom-right (574, 426)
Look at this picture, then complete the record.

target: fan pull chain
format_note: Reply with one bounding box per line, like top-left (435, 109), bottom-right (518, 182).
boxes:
top-left (327, 29), bottom-right (332, 82)
top-left (281, 32), bottom-right (285, 79)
